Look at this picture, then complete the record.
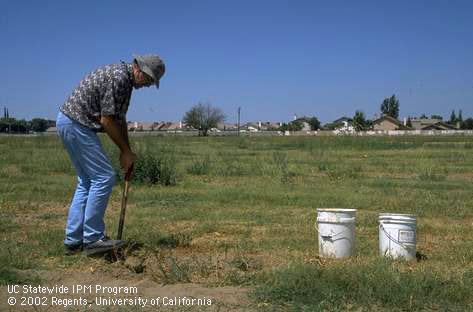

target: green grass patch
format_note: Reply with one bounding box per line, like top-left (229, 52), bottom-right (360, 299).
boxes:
top-left (254, 260), bottom-right (473, 311)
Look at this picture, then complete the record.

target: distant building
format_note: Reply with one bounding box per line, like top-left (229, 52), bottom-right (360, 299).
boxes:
top-left (255, 121), bottom-right (282, 131)
top-left (334, 120), bottom-right (355, 134)
top-left (293, 117), bottom-right (312, 131)
top-left (161, 122), bottom-right (183, 130)
top-left (332, 117), bottom-right (352, 124)
top-left (323, 117), bottom-right (354, 132)
top-left (128, 121), bottom-right (161, 131)
top-left (410, 118), bottom-right (441, 130)
top-left (420, 122), bottom-right (457, 130)
top-left (217, 123), bottom-right (239, 131)
top-left (373, 115), bottom-right (411, 131)
top-left (410, 118), bottom-right (458, 130)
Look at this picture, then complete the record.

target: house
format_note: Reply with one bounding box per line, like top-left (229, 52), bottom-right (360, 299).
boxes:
top-left (217, 123), bottom-right (239, 131)
top-left (243, 122), bottom-right (260, 132)
top-left (332, 117), bottom-right (352, 124)
top-left (373, 116), bottom-right (411, 131)
top-left (333, 120), bottom-right (355, 134)
top-left (128, 122), bottom-right (158, 131)
top-left (324, 117), bottom-right (353, 130)
top-left (410, 118), bottom-right (458, 130)
top-left (421, 122), bottom-right (457, 130)
top-left (141, 122), bottom-right (159, 131)
top-left (257, 121), bottom-right (282, 131)
top-left (293, 117), bottom-right (312, 131)
top-left (163, 122), bottom-right (183, 130)
top-left (267, 122), bottom-right (282, 130)
top-left (127, 121), bottom-right (139, 131)
top-left (410, 118), bottom-right (439, 130)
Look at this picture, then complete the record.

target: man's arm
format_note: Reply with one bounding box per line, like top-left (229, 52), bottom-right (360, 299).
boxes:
top-left (100, 116), bottom-right (136, 174)
top-left (120, 117), bottom-right (131, 150)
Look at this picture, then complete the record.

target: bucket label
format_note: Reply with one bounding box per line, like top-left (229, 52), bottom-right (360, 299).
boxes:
top-left (398, 230), bottom-right (415, 243)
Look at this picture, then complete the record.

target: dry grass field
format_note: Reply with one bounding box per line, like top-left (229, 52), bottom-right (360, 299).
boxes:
top-left (1, 134), bottom-right (472, 311)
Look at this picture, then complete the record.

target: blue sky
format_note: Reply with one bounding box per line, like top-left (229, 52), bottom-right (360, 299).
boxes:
top-left (1, 0), bottom-right (472, 123)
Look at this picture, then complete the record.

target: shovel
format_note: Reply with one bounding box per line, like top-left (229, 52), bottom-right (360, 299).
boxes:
top-left (117, 165), bottom-right (134, 240)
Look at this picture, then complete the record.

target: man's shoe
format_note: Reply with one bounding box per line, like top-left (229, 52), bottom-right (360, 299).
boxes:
top-left (84, 238), bottom-right (126, 256)
top-left (64, 243), bottom-right (83, 255)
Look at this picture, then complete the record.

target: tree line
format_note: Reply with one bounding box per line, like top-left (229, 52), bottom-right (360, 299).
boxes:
top-left (3, 97), bottom-right (473, 135)
top-left (1, 108), bottom-right (54, 133)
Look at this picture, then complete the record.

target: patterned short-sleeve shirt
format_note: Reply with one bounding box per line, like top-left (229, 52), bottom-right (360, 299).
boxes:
top-left (60, 63), bottom-right (134, 130)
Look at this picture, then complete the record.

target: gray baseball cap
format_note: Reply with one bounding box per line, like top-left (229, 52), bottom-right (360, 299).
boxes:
top-left (133, 54), bottom-right (165, 88)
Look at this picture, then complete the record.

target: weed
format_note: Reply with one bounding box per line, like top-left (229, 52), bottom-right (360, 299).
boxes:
top-left (417, 167), bottom-right (447, 181)
top-left (132, 151), bottom-right (177, 186)
top-left (187, 156), bottom-right (211, 175)
top-left (157, 233), bottom-right (192, 248)
top-left (273, 151), bottom-right (296, 183)
top-left (157, 256), bottom-right (191, 284)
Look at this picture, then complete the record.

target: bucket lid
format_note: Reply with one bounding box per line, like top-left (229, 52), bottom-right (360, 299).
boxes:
top-left (317, 208), bottom-right (357, 212)
top-left (379, 213), bottom-right (416, 219)
top-left (379, 213), bottom-right (416, 223)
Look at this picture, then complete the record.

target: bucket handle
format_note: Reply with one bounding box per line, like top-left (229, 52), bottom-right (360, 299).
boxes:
top-left (317, 217), bottom-right (355, 223)
top-left (315, 222), bottom-right (351, 240)
top-left (380, 224), bottom-right (416, 252)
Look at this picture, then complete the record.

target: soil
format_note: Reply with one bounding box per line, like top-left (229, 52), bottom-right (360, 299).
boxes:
top-left (0, 267), bottom-right (252, 311)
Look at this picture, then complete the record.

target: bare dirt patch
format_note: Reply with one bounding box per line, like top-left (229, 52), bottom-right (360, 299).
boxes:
top-left (0, 268), bottom-right (251, 311)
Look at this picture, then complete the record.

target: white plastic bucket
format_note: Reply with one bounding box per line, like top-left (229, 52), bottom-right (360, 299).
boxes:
top-left (316, 208), bottom-right (356, 258)
top-left (379, 213), bottom-right (416, 260)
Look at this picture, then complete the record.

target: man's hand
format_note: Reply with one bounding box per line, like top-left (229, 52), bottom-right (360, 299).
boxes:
top-left (120, 151), bottom-right (137, 179)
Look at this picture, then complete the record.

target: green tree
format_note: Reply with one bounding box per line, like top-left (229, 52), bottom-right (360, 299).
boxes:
top-left (3, 107), bottom-right (10, 119)
top-left (308, 117), bottom-right (321, 130)
top-left (353, 111), bottom-right (367, 131)
top-left (458, 110), bottom-right (463, 122)
top-left (279, 120), bottom-right (303, 132)
top-left (449, 110), bottom-right (457, 124)
top-left (430, 115), bottom-right (443, 120)
top-left (406, 117), bottom-right (413, 128)
top-left (461, 118), bottom-right (473, 130)
top-left (0, 117), bottom-right (17, 133)
top-left (183, 102), bottom-right (225, 136)
top-left (380, 94), bottom-right (400, 119)
top-left (290, 120), bottom-right (303, 131)
top-left (30, 118), bottom-right (49, 132)
top-left (0, 118), bottom-right (9, 132)
top-left (11, 119), bottom-right (29, 133)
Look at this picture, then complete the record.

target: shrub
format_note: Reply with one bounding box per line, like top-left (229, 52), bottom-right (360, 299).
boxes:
top-left (114, 149), bottom-right (177, 186)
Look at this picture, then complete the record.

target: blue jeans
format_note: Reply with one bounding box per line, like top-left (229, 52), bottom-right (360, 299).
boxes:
top-left (56, 111), bottom-right (116, 245)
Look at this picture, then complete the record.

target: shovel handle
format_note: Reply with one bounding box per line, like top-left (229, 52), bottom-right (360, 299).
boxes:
top-left (117, 165), bottom-right (133, 240)
top-left (125, 164), bottom-right (134, 181)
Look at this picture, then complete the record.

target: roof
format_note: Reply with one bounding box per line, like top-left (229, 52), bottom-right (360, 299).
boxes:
top-left (410, 118), bottom-right (443, 130)
top-left (332, 117), bottom-right (352, 124)
top-left (373, 115), bottom-right (412, 130)
top-left (421, 122), bottom-right (457, 130)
